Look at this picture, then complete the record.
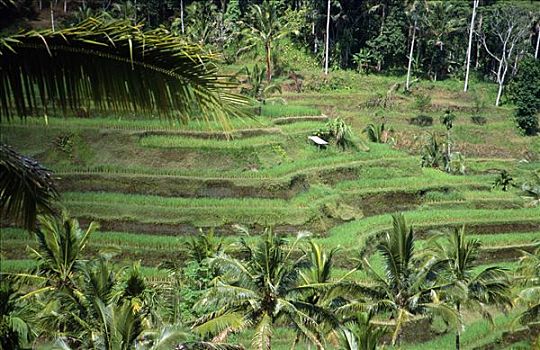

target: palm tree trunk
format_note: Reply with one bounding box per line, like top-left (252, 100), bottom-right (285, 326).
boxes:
top-left (265, 42), bottom-right (272, 82)
top-left (324, 0), bottom-right (331, 75)
top-left (406, 19), bottom-right (417, 91)
top-left (464, 0), bottom-right (478, 92)
top-left (455, 302), bottom-right (461, 350)
top-left (446, 129), bottom-right (451, 172)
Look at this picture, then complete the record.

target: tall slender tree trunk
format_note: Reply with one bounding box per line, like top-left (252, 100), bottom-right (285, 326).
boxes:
top-left (495, 58), bottom-right (508, 107)
top-left (406, 19), bottom-right (417, 91)
top-left (50, 2), bottom-right (55, 32)
top-left (455, 302), bottom-right (461, 350)
top-left (512, 50), bottom-right (523, 76)
top-left (324, 0), bottom-right (331, 75)
top-left (464, 0), bottom-right (479, 92)
top-left (475, 14), bottom-right (483, 69)
top-left (63, 0), bottom-right (67, 12)
top-left (313, 22), bottom-right (317, 53)
top-left (266, 42), bottom-right (272, 82)
top-left (376, 5), bottom-right (386, 71)
top-left (535, 24), bottom-right (539, 59)
top-left (180, 0), bottom-right (185, 34)
top-left (495, 80), bottom-right (504, 107)
top-left (447, 128), bottom-right (451, 166)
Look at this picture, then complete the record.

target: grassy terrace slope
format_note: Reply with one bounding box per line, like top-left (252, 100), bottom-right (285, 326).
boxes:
top-left (1, 75), bottom-right (539, 350)
top-left (1, 75), bottom-right (539, 272)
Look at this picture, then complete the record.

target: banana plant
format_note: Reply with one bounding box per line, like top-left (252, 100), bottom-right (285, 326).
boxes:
top-left (238, 64), bottom-right (282, 106)
top-left (521, 171), bottom-right (540, 207)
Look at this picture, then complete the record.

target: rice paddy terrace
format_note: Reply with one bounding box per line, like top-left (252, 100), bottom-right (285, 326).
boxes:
top-left (1, 77), bottom-right (539, 348)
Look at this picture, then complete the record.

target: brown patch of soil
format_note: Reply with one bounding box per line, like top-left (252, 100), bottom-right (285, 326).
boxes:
top-left (77, 217), bottom-right (310, 236)
top-left (477, 244), bottom-right (539, 263)
top-left (415, 222), bottom-right (540, 237)
top-left (378, 317), bottom-right (439, 344)
top-left (58, 173), bottom-right (309, 199)
top-left (272, 116), bottom-right (329, 125)
top-left (454, 142), bottom-right (517, 159)
top-left (356, 191), bottom-right (421, 216)
top-left (473, 324), bottom-right (540, 350)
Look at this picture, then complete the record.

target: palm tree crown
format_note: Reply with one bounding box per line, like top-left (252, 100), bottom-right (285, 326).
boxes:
top-left (361, 213), bottom-right (456, 345)
top-left (194, 231), bottom-right (324, 350)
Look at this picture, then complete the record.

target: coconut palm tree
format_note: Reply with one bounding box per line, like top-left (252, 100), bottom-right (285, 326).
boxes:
top-left (420, 133), bottom-right (445, 169)
top-left (515, 246), bottom-right (540, 327)
top-left (340, 311), bottom-right (386, 350)
top-left (521, 170), bottom-right (540, 207)
top-left (290, 241), bottom-right (342, 348)
top-left (193, 230), bottom-right (325, 350)
top-left (440, 110), bottom-right (457, 169)
top-left (0, 144), bottom-right (59, 232)
top-left (29, 214), bottom-right (98, 295)
top-left (240, 1), bottom-right (292, 82)
top-left (0, 277), bottom-right (35, 349)
top-left (360, 213), bottom-right (457, 345)
top-left (405, 0), bottom-right (427, 91)
top-left (430, 226), bottom-right (513, 350)
top-left (23, 214), bottom-right (99, 344)
top-left (238, 64), bottom-right (282, 114)
top-left (0, 17), bottom-right (248, 127)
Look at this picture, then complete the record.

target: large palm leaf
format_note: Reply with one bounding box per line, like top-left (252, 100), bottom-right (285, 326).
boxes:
top-left (359, 213), bottom-right (457, 345)
top-left (0, 144), bottom-right (59, 231)
top-left (0, 17), bottom-right (248, 127)
top-left (193, 231), bottom-right (324, 349)
top-left (515, 246), bottom-right (540, 326)
top-left (429, 226), bottom-right (512, 350)
top-left (0, 277), bottom-right (34, 349)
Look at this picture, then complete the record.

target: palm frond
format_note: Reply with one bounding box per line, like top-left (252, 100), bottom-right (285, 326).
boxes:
top-left (252, 313), bottom-right (272, 350)
top-left (0, 17), bottom-right (249, 127)
top-left (0, 144), bottom-right (59, 231)
top-left (193, 311), bottom-right (246, 338)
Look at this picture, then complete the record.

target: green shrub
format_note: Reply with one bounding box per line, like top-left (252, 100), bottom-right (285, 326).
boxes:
top-left (420, 133), bottom-right (444, 169)
top-left (471, 116), bottom-right (487, 125)
top-left (363, 122), bottom-right (390, 143)
top-left (414, 93), bottom-right (432, 112)
top-left (409, 115), bottom-right (433, 127)
top-left (515, 111), bottom-right (539, 136)
top-left (312, 117), bottom-right (356, 150)
top-left (508, 58), bottom-right (540, 135)
top-left (302, 70), bottom-right (362, 92)
top-left (492, 170), bottom-right (513, 191)
top-left (274, 39), bottom-right (319, 73)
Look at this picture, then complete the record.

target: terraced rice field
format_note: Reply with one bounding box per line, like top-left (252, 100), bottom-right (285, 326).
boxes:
top-left (1, 77), bottom-right (539, 349)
